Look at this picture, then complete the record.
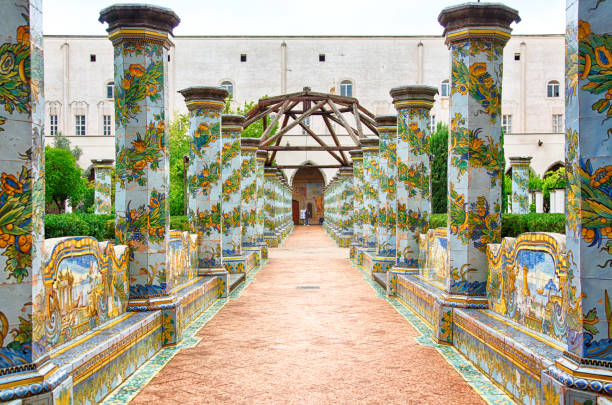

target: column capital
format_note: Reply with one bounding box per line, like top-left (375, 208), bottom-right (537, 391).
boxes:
top-left (349, 149), bottom-right (363, 160)
top-left (508, 156), bottom-right (532, 166)
top-left (222, 114), bottom-right (245, 133)
top-left (375, 114), bottom-right (397, 133)
top-left (390, 85), bottom-right (438, 111)
top-left (179, 86), bottom-right (228, 111)
top-left (99, 4), bottom-right (180, 48)
top-left (339, 166), bottom-right (354, 177)
top-left (360, 137), bottom-right (379, 152)
top-left (438, 2), bottom-right (520, 47)
top-left (240, 136), bottom-right (260, 152)
top-left (91, 158), bottom-right (115, 168)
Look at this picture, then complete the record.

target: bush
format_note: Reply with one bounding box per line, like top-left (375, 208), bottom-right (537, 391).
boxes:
top-left (426, 213), bottom-right (566, 237)
top-left (45, 214), bottom-right (192, 239)
top-left (430, 123), bottom-right (448, 214)
top-left (45, 213), bottom-right (114, 241)
top-left (170, 216), bottom-right (190, 231)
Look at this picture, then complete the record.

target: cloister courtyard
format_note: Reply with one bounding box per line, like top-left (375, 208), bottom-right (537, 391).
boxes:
top-left (0, 0), bottom-right (611, 404)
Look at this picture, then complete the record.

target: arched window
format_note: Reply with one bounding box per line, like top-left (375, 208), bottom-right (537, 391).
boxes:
top-left (440, 80), bottom-right (450, 97)
top-left (340, 80), bottom-right (353, 97)
top-left (221, 81), bottom-right (233, 96)
top-left (106, 82), bottom-right (114, 99)
top-left (547, 80), bottom-right (560, 98)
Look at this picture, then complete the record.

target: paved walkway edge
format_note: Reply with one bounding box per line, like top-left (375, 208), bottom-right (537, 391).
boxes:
top-left (352, 264), bottom-right (515, 405)
top-left (100, 264), bottom-right (266, 405)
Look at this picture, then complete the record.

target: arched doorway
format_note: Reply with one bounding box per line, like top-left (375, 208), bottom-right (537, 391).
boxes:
top-left (292, 166), bottom-right (325, 225)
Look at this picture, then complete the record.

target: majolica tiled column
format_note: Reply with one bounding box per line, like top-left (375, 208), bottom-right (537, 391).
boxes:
top-left (349, 149), bottom-right (364, 259)
top-left (562, 0), bottom-right (612, 372)
top-left (361, 138), bottom-right (380, 252)
top-left (339, 167), bottom-right (354, 247)
top-left (439, 3), bottom-right (519, 298)
top-left (375, 115), bottom-right (398, 262)
top-left (101, 5), bottom-right (180, 295)
top-left (509, 156), bottom-right (531, 214)
top-left (255, 150), bottom-right (268, 259)
top-left (92, 159), bottom-right (114, 215)
top-left (241, 137), bottom-right (259, 250)
top-left (391, 86), bottom-right (437, 270)
top-left (0, 0), bottom-right (45, 373)
top-left (220, 115), bottom-right (243, 258)
top-left (264, 168), bottom-right (276, 246)
top-left (178, 86), bottom-right (227, 269)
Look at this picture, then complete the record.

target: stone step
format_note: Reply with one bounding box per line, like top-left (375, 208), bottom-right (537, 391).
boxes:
top-left (372, 272), bottom-right (387, 289)
top-left (229, 273), bottom-right (246, 292)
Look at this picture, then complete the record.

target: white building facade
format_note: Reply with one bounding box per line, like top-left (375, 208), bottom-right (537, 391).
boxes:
top-left (43, 34), bottom-right (565, 178)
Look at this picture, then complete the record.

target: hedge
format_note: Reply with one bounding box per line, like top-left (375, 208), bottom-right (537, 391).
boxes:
top-left (428, 213), bottom-right (566, 238)
top-left (45, 213), bottom-right (114, 241)
top-left (45, 214), bottom-right (192, 240)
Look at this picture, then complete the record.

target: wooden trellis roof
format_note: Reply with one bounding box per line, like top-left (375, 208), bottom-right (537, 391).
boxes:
top-left (244, 87), bottom-right (378, 167)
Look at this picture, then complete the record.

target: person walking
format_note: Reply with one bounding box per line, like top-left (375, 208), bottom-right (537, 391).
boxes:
top-left (304, 208), bottom-right (310, 226)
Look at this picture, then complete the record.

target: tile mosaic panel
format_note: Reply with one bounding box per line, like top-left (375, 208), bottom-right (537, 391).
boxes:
top-left (395, 107), bottom-right (432, 268)
top-left (93, 165), bottom-right (112, 215)
top-left (361, 140), bottom-right (379, 250)
top-left (441, 10), bottom-right (516, 297)
top-left (565, 0), bottom-right (612, 362)
top-left (184, 99), bottom-right (224, 269)
top-left (376, 122), bottom-right (397, 259)
top-left (220, 119), bottom-right (242, 257)
top-left (486, 233), bottom-right (572, 347)
top-left (0, 0), bottom-right (44, 371)
top-left (510, 158), bottom-right (531, 214)
top-left (32, 237), bottom-right (129, 361)
top-left (239, 140), bottom-right (258, 250)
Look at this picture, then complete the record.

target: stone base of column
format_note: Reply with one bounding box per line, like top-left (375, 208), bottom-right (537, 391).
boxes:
top-left (242, 246), bottom-right (263, 270)
top-left (265, 232), bottom-right (279, 248)
top-left (223, 251), bottom-right (258, 275)
top-left (545, 357), bottom-right (612, 402)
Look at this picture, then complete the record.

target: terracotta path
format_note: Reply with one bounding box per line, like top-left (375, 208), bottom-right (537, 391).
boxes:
top-left (132, 226), bottom-right (485, 404)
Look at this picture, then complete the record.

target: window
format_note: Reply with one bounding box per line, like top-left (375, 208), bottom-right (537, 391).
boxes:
top-left (220, 81), bottom-right (233, 96)
top-left (75, 115), bottom-right (86, 136)
top-left (552, 114), bottom-right (563, 133)
top-left (340, 80), bottom-right (353, 97)
top-left (547, 80), bottom-right (560, 97)
top-left (429, 115), bottom-right (436, 133)
top-left (440, 80), bottom-right (450, 97)
top-left (168, 55), bottom-right (171, 62)
top-left (90, 54), bottom-right (96, 62)
top-left (514, 53), bottom-right (521, 61)
top-left (106, 82), bottom-right (114, 99)
top-left (502, 114), bottom-right (512, 134)
top-left (301, 116), bottom-right (311, 135)
top-left (49, 114), bottom-right (58, 136)
top-left (103, 115), bottom-right (112, 136)
top-left (319, 54), bottom-right (325, 62)
top-left (240, 54), bottom-right (247, 62)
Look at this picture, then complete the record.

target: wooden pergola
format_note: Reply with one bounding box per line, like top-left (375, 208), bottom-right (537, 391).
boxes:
top-left (244, 87), bottom-right (378, 168)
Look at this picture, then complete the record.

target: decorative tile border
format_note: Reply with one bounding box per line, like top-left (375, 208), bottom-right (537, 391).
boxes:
top-left (100, 266), bottom-right (263, 404)
top-left (354, 265), bottom-right (514, 405)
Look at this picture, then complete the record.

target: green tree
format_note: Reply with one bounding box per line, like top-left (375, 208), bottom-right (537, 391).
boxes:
top-left (168, 113), bottom-right (190, 216)
top-left (45, 146), bottom-right (86, 213)
top-left (52, 132), bottom-right (83, 161)
top-left (225, 97), bottom-right (278, 139)
top-left (430, 123), bottom-right (448, 214)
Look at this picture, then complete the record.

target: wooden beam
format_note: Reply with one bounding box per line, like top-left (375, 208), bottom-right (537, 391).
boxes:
top-left (260, 99), bottom-right (290, 142)
top-left (262, 100), bottom-right (328, 146)
top-left (244, 101), bottom-right (284, 127)
top-left (322, 115), bottom-right (348, 164)
top-left (272, 165), bottom-right (348, 169)
top-left (261, 146), bottom-right (356, 151)
top-left (267, 114), bottom-right (291, 165)
top-left (352, 102), bottom-right (365, 139)
top-left (327, 100), bottom-right (359, 144)
top-left (358, 112), bottom-right (380, 135)
top-left (326, 114), bottom-right (359, 141)
top-left (290, 114), bottom-right (345, 165)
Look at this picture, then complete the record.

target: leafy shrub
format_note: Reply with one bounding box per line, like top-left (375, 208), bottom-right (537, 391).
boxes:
top-left (45, 213), bottom-right (114, 241)
top-left (427, 213), bottom-right (565, 237)
top-left (170, 216), bottom-right (190, 231)
top-left (45, 214), bottom-right (192, 240)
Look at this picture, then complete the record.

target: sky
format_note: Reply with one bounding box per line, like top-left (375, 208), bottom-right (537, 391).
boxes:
top-left (43, 0), bottom-right (565, 36)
